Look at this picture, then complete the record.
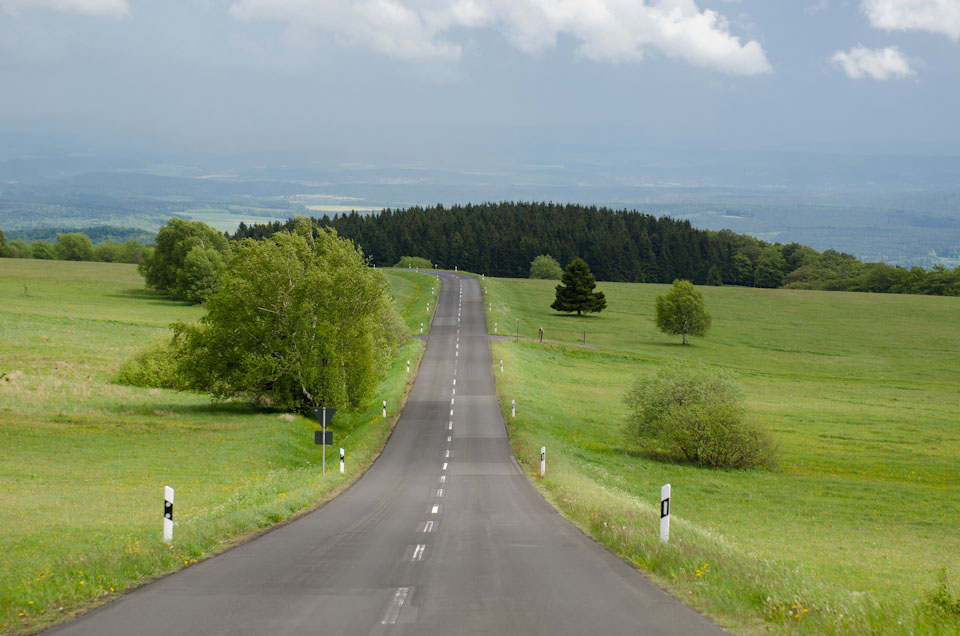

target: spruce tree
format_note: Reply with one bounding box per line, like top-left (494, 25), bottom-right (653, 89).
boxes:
top-left (551, 258), bottom-right (607, 316)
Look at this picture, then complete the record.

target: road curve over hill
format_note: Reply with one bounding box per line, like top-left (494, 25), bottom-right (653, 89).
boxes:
top-left (46, 272), bottom-right (726, 636)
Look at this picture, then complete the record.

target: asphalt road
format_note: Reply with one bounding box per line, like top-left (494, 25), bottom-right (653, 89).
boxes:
top-left (45, 272), bottom-right (726, 636)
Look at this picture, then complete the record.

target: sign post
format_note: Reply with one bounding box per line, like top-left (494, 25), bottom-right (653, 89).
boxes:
top-left (163, 486), bottom-right (174, 543)
top-left (660, 483), bottom-right (671, 543)
top-left (312, 407), bottom-right (337, 475)
top-left (339, 448), bottom-right (345, 474)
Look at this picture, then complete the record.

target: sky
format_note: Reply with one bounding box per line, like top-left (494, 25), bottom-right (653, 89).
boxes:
top-left (1, 0), bottom-right (959, 170)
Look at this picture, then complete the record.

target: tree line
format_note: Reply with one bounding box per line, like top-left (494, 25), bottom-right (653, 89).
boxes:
top-left (232, 202), bottom-right (960, 296)
top-left (0, 228), bottom-right (152, 264)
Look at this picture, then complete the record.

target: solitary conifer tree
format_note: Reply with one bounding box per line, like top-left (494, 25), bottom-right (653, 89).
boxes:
top-left (551, 258), bottom-right (607, 316)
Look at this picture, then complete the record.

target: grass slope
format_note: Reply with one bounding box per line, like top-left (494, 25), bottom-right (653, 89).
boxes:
top-left (0, 259), bottom-right (434, 634)
top-left (485, 277), bottom-right (960, 635)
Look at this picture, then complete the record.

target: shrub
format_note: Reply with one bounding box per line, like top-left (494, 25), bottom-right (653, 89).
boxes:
top-left (395, 256), bottom-right (432, 269)
top-left (624, 365), bottom-right (777, 469)
top-left (95, 240), bottom-right (126, 262)
top-left (924, 569), bottom-right (960, 619)
top-left (30, 241), bottom-right (57, 260)
top-left (113, 339), bottom-right (185, 389)
top-left (55, 233), bottom-right (96, 261)
top-left (529, 254), bottom-right (563, 279)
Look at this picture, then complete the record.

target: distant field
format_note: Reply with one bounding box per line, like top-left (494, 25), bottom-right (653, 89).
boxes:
top-left (0, 260), bottom-right (431, 634)
top-left (485, 278), bottom-right (960, 635)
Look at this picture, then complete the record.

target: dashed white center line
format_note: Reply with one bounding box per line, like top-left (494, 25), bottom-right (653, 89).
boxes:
top-left (436, 488), bottom-right (444, 497)
top-left (452, 388), bottom-right (455, 396)
top-left (440, 475), bottom-right (446, 484)
top-left (412, 544), bottom-right (426, 561)
top-left (423, 520), bottom-right (434, 532)
top-left (447, 435), bottom-right (451, 442)
top-left (431, 504), bottom-right (439, 514)
top-left (382, 587), bottom-right (409, 625)
top-left (453, 379), bottom-right (456, 386)
top-left (444, 449), bottom-right (450, 458)
top-left (450, 398), bottom-right (455, 405)
top-left (448, 421), bottom-right (453, 430)
top-left (450, 409), bottom-right (454, 416)
top-left (442, 462), bottom-right (448, 471)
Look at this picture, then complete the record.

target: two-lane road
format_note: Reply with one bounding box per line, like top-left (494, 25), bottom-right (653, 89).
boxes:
top-left (46, 272), bottom-right (726, 636)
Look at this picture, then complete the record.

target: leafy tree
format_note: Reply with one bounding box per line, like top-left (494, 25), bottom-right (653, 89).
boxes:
top-left (623, 365), bottom-right (776, 469)
top-left (139, 218), bottom-right (230, 302)
top-left (172, 219), bottom-right (406, 413)
top-left (551, 258), bottom-right (607, 316)
top-left (529, 254), bottom-right (563, 280)
top-left (706, 265), bottom-right (723, 286)
top-left (754, 246), bottom-right (787, 288)
top-left (395, 256), bottom-right (432, 269)
top-left (729, 252), bottom-right (754, 286)
top-left (30, 241), bottom-right (57, 260)
top-left (655, 279), bottom-right (711, 345)
top-left (95, 240), bottom-right (126, 262)
top-left (122, 240), bottom-right (151, 264)
top-left (55, 233), bottom-right (95, 261)
top-left (178, 245), bottom-right (225, 303)
top-left (0, 229), bottom-right (8, 257)
top-left (9, 240), bottom-right (30, 258)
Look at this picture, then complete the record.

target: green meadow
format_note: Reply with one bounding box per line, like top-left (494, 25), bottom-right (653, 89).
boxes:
top-left (0, 259), bottom-right (435, 634)
top-left (485, 277), bottom-right (960, 635)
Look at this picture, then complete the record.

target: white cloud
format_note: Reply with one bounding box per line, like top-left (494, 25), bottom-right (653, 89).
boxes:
top-left (229, 0), bottom-right (772, 75)
top-left (0, 0), bottom-right (128, 17)
top-left (862, 0), bottom-right (960, 39)
top-left (831, 45), bottom-right (916, 79)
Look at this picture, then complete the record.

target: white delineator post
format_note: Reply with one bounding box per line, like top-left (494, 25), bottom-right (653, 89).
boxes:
top-left (382, 400), bottom-right (387, 418)
top-left (420, 322), bottom-right (423, 334)
top-left (540, 447), bottom-right (546, 477)
top-left (339, 448), bottom-right (345, 474)
top-left (406, 360), bottom-right (410, 373)
top-left (163, 486), bottom-right (174, 543)
top-left (660, 483), bottom-right (671, 543)
top-left (494, 322), bottom-right (498, 333)
top-left (500, 359), bottom-right (503, 373)
top-left (511, 399), bottom-right (516, 418)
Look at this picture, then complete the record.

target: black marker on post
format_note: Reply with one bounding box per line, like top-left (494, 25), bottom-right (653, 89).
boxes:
top-left (163, 486), bottom-right (174, 543)
top-left (313, 407), bottom-right (337, 475)
top-left (660, 484), bottom-right (671, 543)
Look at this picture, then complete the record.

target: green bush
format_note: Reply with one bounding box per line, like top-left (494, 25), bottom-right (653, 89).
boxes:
top-left (624, 365), bottom-right (777, 469)
top-left (113, 339), bottom-right (185, 389)
top-left (30, 241), bottom-right (57, 260)
top-left (55, 233), bottom-right (96, 261)
top-left (924, 569), bottom-right (960, 619)
top-left (529, 254), bottom-right (563, 280)
top-left (395, 256), bottom-right (432, 269)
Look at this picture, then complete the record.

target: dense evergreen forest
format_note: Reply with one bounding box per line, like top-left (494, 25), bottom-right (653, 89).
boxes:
top-left (231, 202), bottom-right (960, 295)
top-left (234, 202), bottom-right (758, 285)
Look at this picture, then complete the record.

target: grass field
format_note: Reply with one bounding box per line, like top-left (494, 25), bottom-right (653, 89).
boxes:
top-left (0, 259), bottom-right (434, 634)
top-left (485, 278), bottom-right (960, 635)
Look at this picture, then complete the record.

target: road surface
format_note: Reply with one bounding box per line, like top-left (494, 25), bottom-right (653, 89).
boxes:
top-left (46, 272), bottom-right (726, 636)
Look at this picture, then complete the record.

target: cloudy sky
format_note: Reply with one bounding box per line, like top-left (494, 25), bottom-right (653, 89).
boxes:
top-left (1, 0), bottom-right (959, 168)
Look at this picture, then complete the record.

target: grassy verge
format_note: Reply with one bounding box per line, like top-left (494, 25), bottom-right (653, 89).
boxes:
top-left (0, 260), bottom-right (433, 634)
top-left (485, 277), bottom-right (960, 635)
top-left (385, 268), bottom-right (439, 335)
